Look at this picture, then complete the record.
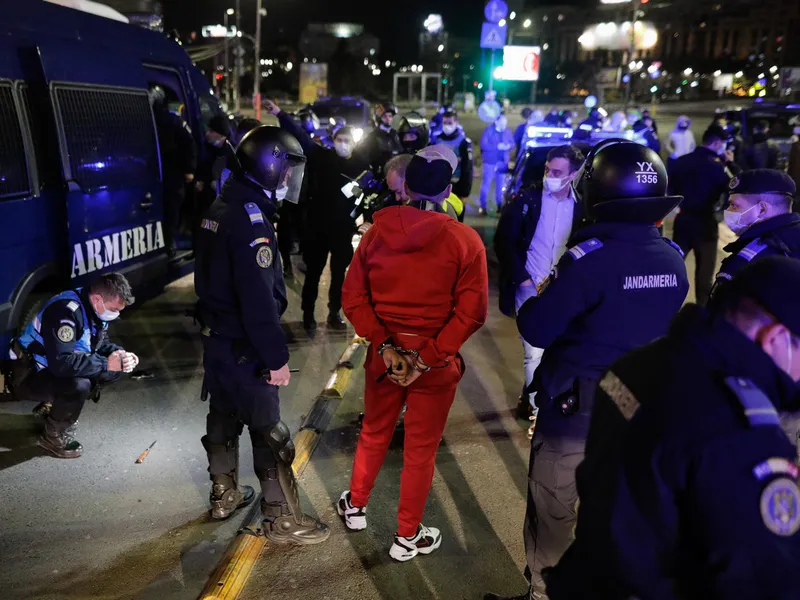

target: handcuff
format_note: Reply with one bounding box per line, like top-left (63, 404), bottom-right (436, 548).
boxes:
top-left (377, 338), bottom-right (433, 382)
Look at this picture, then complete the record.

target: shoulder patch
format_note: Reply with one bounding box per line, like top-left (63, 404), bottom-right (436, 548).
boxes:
top-left (567, 238), bottom-right (603, 260)
top-left (256, 245), bottom-right (273, 268)
top-left (249, 237), bottom-right (270, 247)
top-left (760, 478), bottom-right (800, 536)
top-left (738, 239), bottom-right (769, 262)
top-left (66, 300), bottom-right (80, 313)
top-left (724, 377), bottom-right (780, 427)
top-left (599, 371), bottom-right (640, 421)
top-left (663, 237), bottom-right (685, 258)
top-left (244, 202), bottom-right (264, 225)
top-left (729, 176), bottom-right (740, 190)
top-left (57, 324), bottom-right (75, 343)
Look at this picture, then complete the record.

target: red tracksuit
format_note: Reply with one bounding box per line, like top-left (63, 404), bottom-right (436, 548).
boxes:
top-left (342, 205), bottom-right (488, 537)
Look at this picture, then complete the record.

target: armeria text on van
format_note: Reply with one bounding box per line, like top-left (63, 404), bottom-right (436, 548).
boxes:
top-left (71, 221), bottom-right (165, 278)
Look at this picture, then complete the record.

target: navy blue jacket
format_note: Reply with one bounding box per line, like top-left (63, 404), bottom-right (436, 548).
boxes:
top-left (494, 187), bottom-right (585, 317)
top-left (194, 176), bottom-right (289, 371)
top-left (669, 147), bottom-right (740, 217)
top-left (517, 221), bottom-right (688, 401)
top-left (547, 305), bottom-right (800, 600)
top-left (514, 121), bottom-right (527, 157)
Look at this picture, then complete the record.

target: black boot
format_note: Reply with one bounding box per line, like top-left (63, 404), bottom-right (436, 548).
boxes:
top-left (326, 311), bottom-right (347, 331)
top-left (283, 263), bottom-right (294, 280)
top-left (516, 394), bottom-right (534, 420)
top-left (209, 474), bottom-right (256, 520)
top-left (263, 506), bottom-right (331, 545)
top-left (38, 420), bottom-right (82, 459)
top-left (303, 313), bottom-right (317, 335)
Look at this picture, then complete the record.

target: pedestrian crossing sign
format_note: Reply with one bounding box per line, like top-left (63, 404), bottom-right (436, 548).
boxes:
top-left (480, 22), bottom-right (507, 50)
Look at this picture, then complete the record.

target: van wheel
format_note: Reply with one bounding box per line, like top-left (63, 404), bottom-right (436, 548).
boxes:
top-left (16, 293), bottom-right (50, 337)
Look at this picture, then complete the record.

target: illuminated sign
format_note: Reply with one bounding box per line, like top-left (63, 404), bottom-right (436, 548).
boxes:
top-left (201, 24), bottom-right (237, 38)
top-left (424, 14), bottom-right (443, 34)
top-left (578, 21), bottom-right (658, 51)
top-left (496, 46), bottom-right (541, 81)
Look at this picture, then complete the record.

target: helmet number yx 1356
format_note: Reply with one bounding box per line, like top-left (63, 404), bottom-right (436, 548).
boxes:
top-left (635, 161), bottom-right (658, 184)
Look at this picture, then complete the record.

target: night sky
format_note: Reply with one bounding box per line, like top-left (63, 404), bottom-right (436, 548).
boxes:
top-left (163, 0), bottom-right (505, 62)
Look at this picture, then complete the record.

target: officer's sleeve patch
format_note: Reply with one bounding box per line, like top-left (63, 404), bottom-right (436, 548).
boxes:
top-left (599, 371), bottom-right (640, 421)
top-left (57, 324), bottom-right (75, 343)
top-left (567, 238), bottom-right (603, 260)
top-left (739, 239), bottom-right (769, 262)
top-left (66, 300), bottom-right (79, 313)
top-left (201, 218), bottom-right (219, 233)
top-left (663, 237), bottom-right (685, 258)
top-left (724, 377), bottom-right (780, 427)
top-left (256, 245), bottom-right (273, 269)
top-left (244, 202), bottom-right (264, 225)
top-left (760, 478), bottom-right (800, 536)
top-left (249, 237), bottom-right (270, 247)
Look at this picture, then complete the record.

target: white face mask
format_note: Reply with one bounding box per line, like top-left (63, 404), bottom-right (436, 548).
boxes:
top-left (274, 186), bottom-right (288, 201)
top-left (334, 141), bottom-right (353, 158)
top-left (543, 175), bottom-right (569, 194)
top-left (442, 124), bottom-right (457, 135)
top-left (495, 119), bottom-right (507, 132)
top-left (723, 204), bottom-right (760, 234)
top-left (95, 297), bottom-right (120, 322)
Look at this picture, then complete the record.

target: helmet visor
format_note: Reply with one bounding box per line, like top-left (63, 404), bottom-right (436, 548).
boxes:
top-left (276, 157), bottom-right (306, 204)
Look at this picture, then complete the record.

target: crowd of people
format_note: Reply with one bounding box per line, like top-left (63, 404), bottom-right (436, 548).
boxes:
top-left (7, 91), bottom-right (800, 599)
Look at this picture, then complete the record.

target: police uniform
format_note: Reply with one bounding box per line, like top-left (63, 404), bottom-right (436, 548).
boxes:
top-left (430, 127), bottom-right (474, 207)
top-left (14, 288), bottom-right (123, 456)
top-left (492, 141), bottom-right (689, 600)
top-left (360, 126), bottom-right (404, 176)
top-left (546, 257), bottom-right (800, 600)
top-left (711, 169), bottom-right (800, 301)
top-left (194, 125), bottom-right (329, 542)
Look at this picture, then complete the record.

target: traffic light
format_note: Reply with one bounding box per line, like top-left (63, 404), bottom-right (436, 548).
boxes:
top-left (442, 78), bottom-right (448, 84)
top-left (215, 73), bottom-right (223, 81)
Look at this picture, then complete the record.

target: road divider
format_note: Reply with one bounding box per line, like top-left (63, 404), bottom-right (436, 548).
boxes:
top-left (198, 335), bottom-right (367, 600)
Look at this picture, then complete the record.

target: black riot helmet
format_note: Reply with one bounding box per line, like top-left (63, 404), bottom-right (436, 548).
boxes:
top-left (375, 102), bottom-right (398, 126)
top-left (572, 140), bottom-right (682, 223)
top-left (397, 112), bottom-right (430, 153)
top-left (236, 126), bottom-right (307, 204)
top-left (297, 106), bottom-right (320, 134)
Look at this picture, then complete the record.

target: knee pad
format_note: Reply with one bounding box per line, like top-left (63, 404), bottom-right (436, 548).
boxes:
top-left (206, 408), bottom-right (243, 445)
top-left (251, 420), bottom-right (295, 466)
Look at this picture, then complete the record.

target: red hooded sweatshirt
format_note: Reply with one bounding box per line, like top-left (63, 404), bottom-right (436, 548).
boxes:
top-left (342, 205), bottom-right (489, 367)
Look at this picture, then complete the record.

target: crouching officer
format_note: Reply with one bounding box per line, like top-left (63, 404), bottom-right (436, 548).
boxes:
top-left (194, 125), bottom-right (330, 544)
top-left (546, 255), bottom-right (800, 599)
top-left (710, 169), bottom-right (800, 301)
top-left (486, 141), bottom-right (689, 600)
top-left (10, 273), bottom-right (136, 458)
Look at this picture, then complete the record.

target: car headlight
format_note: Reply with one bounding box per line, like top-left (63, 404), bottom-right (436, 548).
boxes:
top-left (353, 127), bottom-right (364, 143)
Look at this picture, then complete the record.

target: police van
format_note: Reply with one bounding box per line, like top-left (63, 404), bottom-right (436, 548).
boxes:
top-left (0, 0), bottom-right (224, 352)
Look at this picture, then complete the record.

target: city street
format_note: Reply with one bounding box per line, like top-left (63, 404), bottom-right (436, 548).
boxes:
top-left (0, 107), bottom-right (732, 600)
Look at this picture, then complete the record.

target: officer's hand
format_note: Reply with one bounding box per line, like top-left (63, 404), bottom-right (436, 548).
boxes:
top-left (520, 279), bottom-right (535, 288)
top-left (185, 173), bottom-right (195, 183)
top-left (264, 99), bottom-right (281, 116)
top-left (122, 352), bottom-right (139, 373)
top-left (195, 180), bottom-right (205, 192)
top-left (723, 149), bottom-right (735, 163)
top-left (107, 351), bottom-right (125, 373)
top-left (269, 364), bottom-right (291, 387)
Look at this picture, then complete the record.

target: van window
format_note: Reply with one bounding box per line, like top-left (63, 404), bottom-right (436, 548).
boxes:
top-left (199, 93), bottom-right (225, 124)
top-left (0, 83), bottom-right (31, 199)
top-left (55, 85), bottom-right (160, 191)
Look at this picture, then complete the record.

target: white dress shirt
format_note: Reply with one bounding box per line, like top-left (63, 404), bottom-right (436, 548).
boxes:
top-left (515, 188), bottom-right (575, 312)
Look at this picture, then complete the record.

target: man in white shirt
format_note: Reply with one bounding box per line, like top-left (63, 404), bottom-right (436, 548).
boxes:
top-left (667, 115), bottom-right (696, 173)
top-left (495, 145), bottom-right (586, 424)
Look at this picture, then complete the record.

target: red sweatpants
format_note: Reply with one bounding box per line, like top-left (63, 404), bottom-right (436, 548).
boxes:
top-left (349, 345), bottom-right (463, 537)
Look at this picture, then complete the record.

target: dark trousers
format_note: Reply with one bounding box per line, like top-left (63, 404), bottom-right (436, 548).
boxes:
top-left (163, 183), bottom-right (186, 250)
top-left (18, 369), bottom-right (119, 430)
top-left (202, 336), bottom-right (285, 506)
top-left (524, 378), bottom-right (598, 598)
top-left (672, 213), bottom-right (718, 306)
top-left (277, 202), bottom-right (302, 270)
top-left (301, 230), bottom-right (354, 317)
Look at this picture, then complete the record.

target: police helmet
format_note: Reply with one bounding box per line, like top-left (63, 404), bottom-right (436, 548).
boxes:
top-left (397, 112), bottom-right (430, 153)
top-left (375, 102), bottom-right (398, 124)
top-left (572, 140), bottom-right (682, 223)
top-left (236, 126), bottom-right (307, 204)
top-left (297, 107), bottom-right (321, 134)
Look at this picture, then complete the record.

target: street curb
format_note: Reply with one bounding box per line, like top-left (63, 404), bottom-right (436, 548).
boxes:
top-left (198, 335), bottom-right (367, 600)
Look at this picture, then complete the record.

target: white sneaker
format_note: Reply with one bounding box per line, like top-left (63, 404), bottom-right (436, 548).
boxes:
top-left (389, 524), bottom-right (442, 562)
top-left (337, 490), bottom-right (367, 531)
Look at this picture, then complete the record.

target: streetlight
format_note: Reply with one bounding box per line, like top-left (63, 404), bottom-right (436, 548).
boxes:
top-left (437, 44), bottom-right (444, 52)
top-left (224, 8), bottom-right (235, 106)
top-left (509, 11), bottom-right (516, 19)
top-left (253, 2), bottom-right (267, 119)
top-left (285, 62), bottom-right (293, 71)
top-left (683, 67), bottom-right (692, 75)
top-left (714, 69), bottom-right (722, 77)
top-left (523, 18), bottom-right (532, 28)
top-left (735, 70), bottom-right (744, 78)
top-left (226, 8), bottom-right (234, 15)
top-left (498, 18), bottom-right (507, 27)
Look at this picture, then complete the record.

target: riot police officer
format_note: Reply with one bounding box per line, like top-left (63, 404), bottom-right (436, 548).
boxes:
top-left (710, 169), bottom-right (800, 300)
top-left (485, 141), bottom-right (689, 600)
top-left (194, 126), bottom-right (329, 544)
top-left (359, 102), bottom-right (403, 176)
top-left (545, 255), bottom-right (800, 599)
top-left (430, 111), bottom-right (474, 216)
top-left (397, 112), bottom-right (430, 153)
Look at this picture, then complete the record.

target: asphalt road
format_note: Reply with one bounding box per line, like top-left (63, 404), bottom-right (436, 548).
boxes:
top-left (0, 106), bottom-right (728, 599)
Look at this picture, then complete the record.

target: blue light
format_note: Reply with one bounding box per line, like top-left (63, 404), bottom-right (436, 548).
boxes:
top-left (622, 75), bottom-right (630, 83)
top-left (92, 161), bottom-right (107, 169)
top-left (584, 95), bottom-right (598, 109)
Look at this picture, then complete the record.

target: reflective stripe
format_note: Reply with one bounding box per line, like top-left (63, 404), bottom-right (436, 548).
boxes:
top-left (738, 239), bottom-right (769, 262)
top-left (599, 371), bottom-right (640, 421)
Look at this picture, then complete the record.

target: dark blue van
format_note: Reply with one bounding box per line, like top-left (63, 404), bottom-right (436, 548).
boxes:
top-left (0, 0), bottom-right (223, 351)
